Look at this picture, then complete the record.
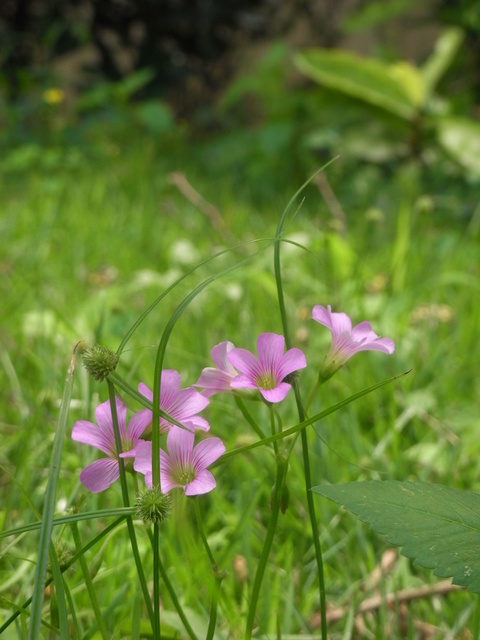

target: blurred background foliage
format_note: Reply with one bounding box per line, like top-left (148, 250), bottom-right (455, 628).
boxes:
top-left (2, 0), bottom-right (480, 197)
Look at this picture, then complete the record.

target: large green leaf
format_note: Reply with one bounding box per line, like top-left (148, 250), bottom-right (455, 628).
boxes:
top-left (436, 117), bottom-right (480, 177)
top-left (314, 481), bottom-right (480, 592)
top-left (294, 49), bottom-right (422, 120)
top-left (421, 28), bottom-right (464, 100)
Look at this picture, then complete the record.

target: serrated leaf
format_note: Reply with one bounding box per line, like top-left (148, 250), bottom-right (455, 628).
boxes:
top-left (294, 49), bottom-right (418, 120)
top-left (314, 481), bottom-right (480, 592)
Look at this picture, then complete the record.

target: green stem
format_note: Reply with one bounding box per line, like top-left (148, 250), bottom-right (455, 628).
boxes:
top-left (234, 396), bottom-right (266, 439)
top-left (106, 381), bottom-right (155, 633)
top-left (269, 404), bottom-right (279, 456)
top-left (206, 575), bottom-right (222, 640)
top-left (194, 499), bottom-right (215, 566)
top-left (273, 201), bottom-right (328, 640)
top-left (0, 517), bottom-right (126, 636)
top-left (146, 528), bottom-right (199, 640)
top-left (153, 524), bottom-right (161, 638)
top-left (28, 346), bottom-right (77, 640)
top-left (298, 414), bottom-right (327, 639)
top-left (245, 459), bottom-right (286, 639)
top-left (70, 521), bottom-right (110, 640)
top-left (193, 499), bottom-right (224, 640)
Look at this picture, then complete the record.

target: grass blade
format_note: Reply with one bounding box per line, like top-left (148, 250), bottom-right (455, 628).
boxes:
top-left (27, 343), bottom-right (79, 640)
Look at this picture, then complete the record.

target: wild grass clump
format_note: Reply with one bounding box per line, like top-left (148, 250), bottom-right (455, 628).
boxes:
top-left (1, 132), bottom-right (480, 638)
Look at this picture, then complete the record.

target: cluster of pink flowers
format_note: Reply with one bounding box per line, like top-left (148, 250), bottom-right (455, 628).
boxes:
top-left (73, 305), bottom-right (394, 495)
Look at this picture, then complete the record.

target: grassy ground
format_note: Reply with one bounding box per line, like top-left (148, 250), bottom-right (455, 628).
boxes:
top-left (1, 131), bottom-right (480, 638)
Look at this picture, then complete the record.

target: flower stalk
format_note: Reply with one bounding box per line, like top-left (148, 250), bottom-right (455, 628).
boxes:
top-left (106, 381), bottom-right (155, 632)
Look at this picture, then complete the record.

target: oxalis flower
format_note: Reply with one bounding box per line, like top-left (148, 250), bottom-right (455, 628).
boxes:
top-left (312, 304), bottom-right (395, 379)
top-left (227, 332), bottom-right (307, 403)
top-left (72, 397), bottom-right (146, 493)
top-left (133, 427), bottom-right (225, 496)
top-left (194, 341), bottom-right (239, 397)
top-left (133, 369), bottom-right (210, 437)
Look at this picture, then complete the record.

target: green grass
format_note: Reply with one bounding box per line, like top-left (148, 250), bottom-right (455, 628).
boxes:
top-left (1, 131), bottom-right (480, 638)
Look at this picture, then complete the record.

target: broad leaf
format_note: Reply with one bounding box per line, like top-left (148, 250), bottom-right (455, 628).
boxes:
top-left (314, 481), bottom-right (480, 592)
top-left (436, 117), bottom-right (480, 177)
top-left (421, 28), bottom-right (464, 99)
top-left (294, 49), bottom-right (420, 120)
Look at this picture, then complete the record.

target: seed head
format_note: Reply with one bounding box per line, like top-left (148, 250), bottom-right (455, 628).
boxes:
top-left (135, 486), bottom-right (172, 525)
top-left (83, 344), bottom-right (118, 381)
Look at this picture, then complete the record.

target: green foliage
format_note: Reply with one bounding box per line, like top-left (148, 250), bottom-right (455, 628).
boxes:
top-left (295, 48), bottom-right (421, 120)
top-left (294, 27), bottom-right (480, 178)
top-left (314, 481), bottom-right (480, 592)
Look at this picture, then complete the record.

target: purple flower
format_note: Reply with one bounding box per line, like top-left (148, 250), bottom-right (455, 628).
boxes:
top-left (133, 428), bottom-right (225, 496)
top-left (194, 341), bottom-right (239, 397)
top-left (227, 332), bottom-right (307, 403)
top-left (72, 398), bottom-right (146, 493)
top-left (133, 370), bottom-right (210, 437)
top-left (312, 304), bottom-right (395, 377)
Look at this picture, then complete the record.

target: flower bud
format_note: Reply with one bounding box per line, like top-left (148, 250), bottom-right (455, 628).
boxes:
top-left (82, 344), bottom-right (118, 381)
top-left (135, 486), bottom-right (172, 525)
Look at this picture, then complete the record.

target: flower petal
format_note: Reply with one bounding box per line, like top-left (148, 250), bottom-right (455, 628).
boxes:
top-left (350, 321), bottom-right (395, 353)
top-left (159, 449), bottom-right (176, 493)
top-left (166, 426), bottom-right (195, 462)
top-left (191, 437), bottom-right (225, 471)
top-left (259, 382), bottom-right (291, 403)
top-left (181, 416), bottom-right (211, 432)
top-left (133, 440), bottom-right (154, 488)
top-left (227, 348), bottom-right (261, 379)
top-left (277, 347), bottom-right (307, 380)
top-left (72, 420), bottom-right (114, 456)
top-left (229, 373), bottom-right (259, 390)
top-left (159, 370), bottom-right (182, 409)
top-left (194, 368), bottom-right (235, 396)
top-left (138, 382), bottom-right (153, 402)
top-left (127, 408), bottom-right (152, 441)
top-left (256, 333), bottom-right (285, 370)
top-left (171, 387), bottom-right (210, 421)
top-left (79, 458), bottom-right (120, 493)
top-left (185, 469), bottom-right (216, 496)
top-left (96, 398), bottom-right (127, 439)
top-left (312, 305), bottom-right (352, 339)
top-left (210, 341), bottom-right (237, 374)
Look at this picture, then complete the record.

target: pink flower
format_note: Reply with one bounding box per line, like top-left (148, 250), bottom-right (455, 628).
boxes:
top-left (133, 428), bottom-right (225, 496)
top-left (133, 370), bottom-right (210, 436)
top-left (72, 398), bottom-right (146, 493)
top-left (312, 304), bottom-right (395, 377)
top-left (194, 341), bottom-right (239, 397)
top-left (227, 332), bottom-right (307, 403)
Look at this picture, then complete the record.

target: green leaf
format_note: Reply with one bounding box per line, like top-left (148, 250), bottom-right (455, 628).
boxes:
top-left (436, 117), bottom-right (480, 177)
top-left (134, 99), bottom-right (173, 134)
top-left (294, 49), bottom-right (421, 120)
top-left (421, 28), bottom-right (464, 100)
top-left (313, 481), bottom-right (480, 592)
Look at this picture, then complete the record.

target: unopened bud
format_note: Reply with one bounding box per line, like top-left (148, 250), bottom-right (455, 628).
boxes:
top-left (270, 481), bottom-right (290, 514)
top-left (83, 344), bottom-right (118, 381)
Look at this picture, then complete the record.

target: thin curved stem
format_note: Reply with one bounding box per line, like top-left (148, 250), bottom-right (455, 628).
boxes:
top-left (193, 499), bottom-right (224, 640)
top-left (70, 521), bottom-right (110, 640)
top-left (245, 459), bottom-right (286, 639)
top-left (106, 381), bottom-right (155, 633)
top-left (273, 192), bottom-right (328, 640)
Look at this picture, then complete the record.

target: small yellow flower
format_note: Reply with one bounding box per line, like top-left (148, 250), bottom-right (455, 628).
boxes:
top-left (43, 88), bottom-right (65, 105)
